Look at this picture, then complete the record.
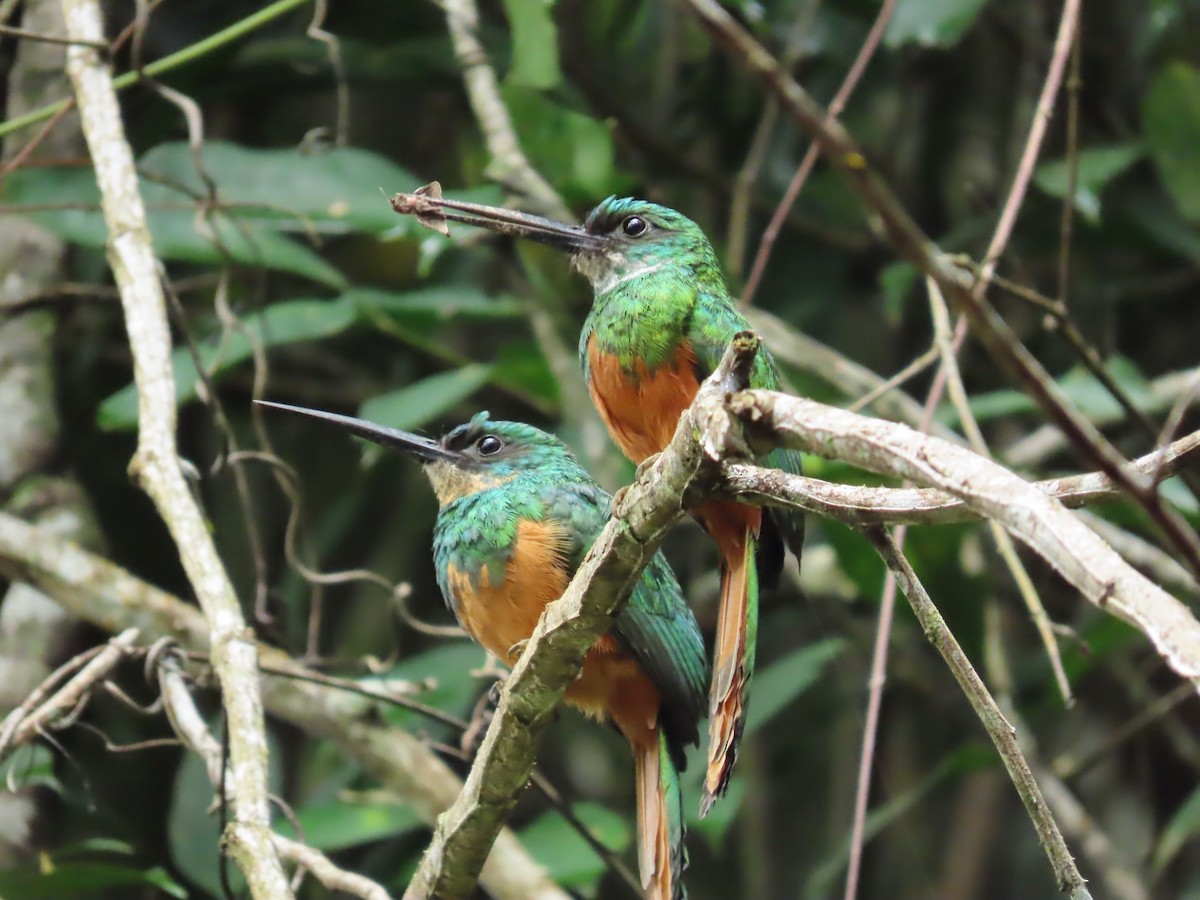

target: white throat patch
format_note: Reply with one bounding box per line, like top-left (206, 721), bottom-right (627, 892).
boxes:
top-left (573, 251), bottom-right (664, 296)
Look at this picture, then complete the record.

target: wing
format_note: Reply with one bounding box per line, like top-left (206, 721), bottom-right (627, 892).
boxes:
top-left (689, 296), bottom-right (806, 567)
top-left (546, 481), bottom-right (708, 758)
top-left (617, 550), bottom-right (708, 759)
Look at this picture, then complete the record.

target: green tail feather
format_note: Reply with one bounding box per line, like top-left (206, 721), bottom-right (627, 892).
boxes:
top-left (701, 530), bottom-right (759, 816)
top-left (660, 729), bottom-right (688, 900)
top-left (744, 529), bottom-right (759, 694)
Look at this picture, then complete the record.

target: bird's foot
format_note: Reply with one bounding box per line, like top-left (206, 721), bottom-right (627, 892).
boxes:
top-left (469, 651), bottom-right (509, 680)
top-left (507, 639), bottom-right (530, 661)
top-left (461, 686), bottom-right (497, 759)
top-left (634, 452), bottom-right (662, 481)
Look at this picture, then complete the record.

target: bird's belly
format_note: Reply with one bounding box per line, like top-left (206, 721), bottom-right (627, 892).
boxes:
top-left (587, 335), bottom-right (701, 463)
top-left (570, 641), bottom-right (661, 740)
top-left (447, 518), bottom-right (658, 729)
top-left (447, 519), bottom-right (570, 662)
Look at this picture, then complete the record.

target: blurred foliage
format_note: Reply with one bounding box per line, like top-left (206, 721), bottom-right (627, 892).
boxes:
top-left (3, 1), bottom-right (1200, 899)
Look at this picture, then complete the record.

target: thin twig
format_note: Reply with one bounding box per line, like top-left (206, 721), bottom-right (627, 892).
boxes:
top-left (1, 0), bottom-right (312, 141)
top-left (1057, 38), bottom-right (1082, 308)
top-left (0, 629), bottom-right (138, 761)
top-left (740, 0), bottom-right (896, 306)
top-left (683, 0), bottom-right (1200, 578)
top-left (926, 277), bottom-right (1073, 705)
top-left (864, 526), bottom-right (1091, 898)
top-left (0, 21), bottom-right (108, 48)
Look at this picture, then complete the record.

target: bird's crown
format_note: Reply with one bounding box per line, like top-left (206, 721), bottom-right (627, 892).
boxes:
top-left (439, 413), bottom-right (575, 470)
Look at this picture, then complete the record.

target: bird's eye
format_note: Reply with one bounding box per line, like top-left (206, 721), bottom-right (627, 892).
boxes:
top-left (622, 215), bottom-right (648, 237)
top-left (477, 435), bottom-right (503, 456)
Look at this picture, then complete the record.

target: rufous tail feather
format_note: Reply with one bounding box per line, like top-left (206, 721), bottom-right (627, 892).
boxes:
top-left (701, 527), bottom-right (758, 817)
top-left (634, 728), bottom-right (687, 900)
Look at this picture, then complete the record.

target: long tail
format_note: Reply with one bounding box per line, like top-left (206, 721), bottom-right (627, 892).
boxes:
top-left (634, 728), bottom-right (687, 900)
top-left (701, 524), bottom-right (758, 816)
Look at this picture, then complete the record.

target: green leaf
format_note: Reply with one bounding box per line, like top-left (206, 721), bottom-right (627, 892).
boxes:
top-left (1160, 475), bottom-right (1200, 516)
top-left (168, 738), bottom-right (243, 897)
top-left (0, 744), bottom-right (59, 795)
top-left (1034, 144), bottom-right (1144, 224)
top-left (682, 639), bottom-right (845, 844)
top-left (804, 744), bottom-right (994, 899)
top-left (167, 725), bottom-right (284, 897)
top-left (501, 87), bottom-right (626, 200)
top-left (1122, 192), bottom-right (1200, 267)
top-left (1153, 785), bottom-right (1200, 873)
top-left (138, 141), bottom-right (419, 235)
top-left (879, 261), bottom-right (918, 320)
top-left (0, 862), bottom-right (189, 899)
top-left (502, 0), bottom-right (562, 89)
top-left (3, 167), bottom-right (346, 287)
top-left (351, 287), bottom-right (527, 330)
top-left (517, 802), bottom-right (632, 891)
top-left (277, 800), bottom-right (422, 852)
top-left (492, 340), bottom-right (560, 405)
top-left (358, 364), bottom-right (495, 432)
top-left (361, 642), bottom-right (490, 734)
top-left (1143, 62), bottom-right (1200, 221)
top-left (98, 297), bottom-right (359, 430)
top-left (884, 0), bottom-right (987, 47)
top-left (161, 213), bottom-right (347, 287)
top-left (746, 638), bottom-right (846, 733)
top-left (945, 356), bottom-right (1153, 426)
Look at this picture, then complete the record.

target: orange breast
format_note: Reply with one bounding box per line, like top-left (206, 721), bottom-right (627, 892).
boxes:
top-left (449, 517), bottom-right (661, 733)
top-left (587, 335), bottom-right (702, 464)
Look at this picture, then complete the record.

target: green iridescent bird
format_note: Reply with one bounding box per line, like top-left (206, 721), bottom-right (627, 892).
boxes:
top-left (391, 188), bottom-right (805, 814)
top-left (259, 401), bottom-right (707, 900)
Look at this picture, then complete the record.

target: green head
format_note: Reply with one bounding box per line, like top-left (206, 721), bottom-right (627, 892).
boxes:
top-left (257, 402), bottom-right (580, 505)
top-left (392, 189), bottom-right (721, 296)
top-left (574, 197), bottom-right (720, 295)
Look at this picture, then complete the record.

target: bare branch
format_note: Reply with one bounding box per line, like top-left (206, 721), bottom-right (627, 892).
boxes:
top-left (58, 1), bottom-right (288, 893)
top-left (0, 511), bottom-right (570, 900)
top-left (403, 333), bottom-right (763, 899)
top-left (730, 389), bottom-right (1200, 684)
top-left (439, 0), bottom-right (569, 220)
top-left (680, 0), bottom-right (1200, 578)
top-left (719, 428), bottom-right (1200, 525)
top-left (273, 836), bottom-right (392, 900)
top-left (0, 629), bottom-right (138, 761)
top-left (158, 653), bottom-right (394, 900)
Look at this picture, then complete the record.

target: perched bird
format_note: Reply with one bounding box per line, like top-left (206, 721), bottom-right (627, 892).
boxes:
top-left (389, 189), bottom-right (804, 814)
top-left (260, 401), bottom-right (707, 900)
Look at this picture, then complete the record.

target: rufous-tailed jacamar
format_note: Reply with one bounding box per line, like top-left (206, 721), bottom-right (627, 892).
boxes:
top-left (260, 401), bottom-right (707, 900)
top-left (390, 188), bottom-right (805, 815)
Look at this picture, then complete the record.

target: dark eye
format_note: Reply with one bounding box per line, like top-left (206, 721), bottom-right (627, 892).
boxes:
top-left (477, 435), bottom-right (503, 455)
top-left (622, 215), bottom-right (648, 237)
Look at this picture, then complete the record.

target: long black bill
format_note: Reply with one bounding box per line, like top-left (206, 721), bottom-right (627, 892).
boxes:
top-left (256, 400), bottom-right (456, 463)
top-left (390, 182), bottom-right (603, 252)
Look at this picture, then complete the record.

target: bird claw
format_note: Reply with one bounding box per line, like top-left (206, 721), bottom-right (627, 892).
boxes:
top-left (507, 639), bottom-right (530, 661)
top-left (469, 651), bottom-right (508, 680)
top-left (611, 453), bottom-right (662, 515)
top-left (634, 452), bottom-right (661, 481)
top-left (487, 680), bottom-right (504, 707)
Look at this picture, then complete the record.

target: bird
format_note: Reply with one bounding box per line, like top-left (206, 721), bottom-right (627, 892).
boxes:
top-left (388, 188), bottom-right (805, 815)
top-left (259, 400), bottom-right (708, 900)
